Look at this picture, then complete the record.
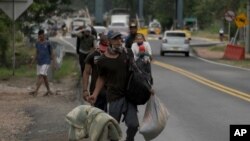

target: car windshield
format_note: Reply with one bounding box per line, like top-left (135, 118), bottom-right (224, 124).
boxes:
top-left (72, 20), bottom-right (85, 26)
top-left (111, 23), bottom-right (126, 26)
top-left (150, 23), bottom-right (160, 28)
top-left (166, 33), bottom-right (186, 37)
top-left (95, 28), bottom-right (106, 33)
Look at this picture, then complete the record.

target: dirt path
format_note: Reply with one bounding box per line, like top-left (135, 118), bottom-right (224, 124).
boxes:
top-left (0, 77), bottom-right (86, 141)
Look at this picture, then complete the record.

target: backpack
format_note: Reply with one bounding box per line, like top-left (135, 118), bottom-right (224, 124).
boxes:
top-left (124, 49), bottom-right (152, 105)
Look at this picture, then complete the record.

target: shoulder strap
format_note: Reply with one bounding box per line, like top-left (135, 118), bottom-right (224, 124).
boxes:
top-left (46, 40), bottom-right (52, 56)
top-left (123, 48), bottom-right (141, 73)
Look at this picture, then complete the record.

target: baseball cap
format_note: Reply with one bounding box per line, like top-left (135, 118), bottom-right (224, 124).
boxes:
top-left (110, 32), bottom-right (122, 39)
top-left (107, 30), bottom-right (114, 39)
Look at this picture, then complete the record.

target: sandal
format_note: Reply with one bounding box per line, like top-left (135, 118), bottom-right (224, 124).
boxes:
top-left (29, 91), bottom-right (37, 97)
top-left (43, 91), bottom-right (53, 97)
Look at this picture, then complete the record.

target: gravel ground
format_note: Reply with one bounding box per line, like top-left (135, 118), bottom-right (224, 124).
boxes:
top-left (0, 77), bottom-right (82, 141)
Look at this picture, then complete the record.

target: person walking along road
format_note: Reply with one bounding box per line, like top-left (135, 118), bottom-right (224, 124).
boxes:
top-left (88, 32), bottom-right (139, 141)
top-left (76, 26), bottom-right (96, 75)
top-left (125, 22), bottom-right (138, 49)
top-left (131, 33), bottom-right (153, 84)
top-left (29, 29), bottom-right (55, 96)
top-left (82, 35), bottom-right (109, 111)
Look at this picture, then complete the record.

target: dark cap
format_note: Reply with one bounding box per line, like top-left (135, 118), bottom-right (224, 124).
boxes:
top-left (110, 32), bottom-right (122, 39)
top-left (38, 29), bottom-right (44, 35)
top-left (107, 30), bottom-right (114, 39)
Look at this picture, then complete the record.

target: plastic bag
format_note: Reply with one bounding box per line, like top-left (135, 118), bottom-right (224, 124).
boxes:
top-left (139, 95), bottom-right (170, 141)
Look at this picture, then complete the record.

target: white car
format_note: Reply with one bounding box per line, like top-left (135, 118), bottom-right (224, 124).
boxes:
top-left (160, 30), bottom-right (190, 57)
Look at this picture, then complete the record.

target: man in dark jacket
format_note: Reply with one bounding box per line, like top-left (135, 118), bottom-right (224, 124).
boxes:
top-left (76, 26), bottom-right (96, 75)
top-left (125, 22), bottom-right (138, 49)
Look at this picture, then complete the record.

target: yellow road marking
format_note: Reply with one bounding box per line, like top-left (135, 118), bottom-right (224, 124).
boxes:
top-left (153, 61), bottom-right (250, 102)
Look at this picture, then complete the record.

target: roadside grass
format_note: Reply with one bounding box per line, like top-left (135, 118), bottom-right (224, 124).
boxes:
top-left (53, 54), bottom-right (78, 81)
top-left (196, 45), bottom-right (250, 69)
top-left (0, 65), bottom-right (36, 80)
top-left (192, 30), bottom-right (223, 40)
top-left (217, 59), bottom-right (250, 69)
top-left (192, 30), bottom-right (228, 41)
top-left (0, 54), bottom-right (79, 81)
top-left (208, 45), bottom-right (226, 52)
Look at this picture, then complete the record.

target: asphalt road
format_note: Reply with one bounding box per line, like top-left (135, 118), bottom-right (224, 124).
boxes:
top-left (138, 39), bottom-right (250, 141)
top-left (37, 35), bottom-right (250, 141)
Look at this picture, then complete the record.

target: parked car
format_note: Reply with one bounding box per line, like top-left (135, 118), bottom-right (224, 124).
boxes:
top-left (160, 30), bottom-right (190, 57)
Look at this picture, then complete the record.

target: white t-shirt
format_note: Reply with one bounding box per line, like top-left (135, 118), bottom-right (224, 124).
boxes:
top-left (131, 41), bottom-right (152, 61)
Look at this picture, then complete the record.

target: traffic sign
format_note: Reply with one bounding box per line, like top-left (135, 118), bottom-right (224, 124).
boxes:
top-left (235, 13), bottom-right (249, 28)
top-left (0, 0), bottom-right (33, 21)
top-left (225, 10), bottom-right (235, 22)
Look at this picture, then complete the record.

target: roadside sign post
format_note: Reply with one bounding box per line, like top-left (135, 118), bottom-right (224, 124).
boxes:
top-left (0, 0), bottom-right (33, 76)
top-left (225, 10), bottom-right (235, 43)
top-left (246, 0), bottom-right (250, 53)
top-left (233, 13), bottom-right (249, 45)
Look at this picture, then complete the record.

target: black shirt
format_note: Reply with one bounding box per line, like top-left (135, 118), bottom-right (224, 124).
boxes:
top-left (84, 50), bottom-right (101, 93)
top-left (97, 48), bottom-right (134, 102)
top-left (125, 34), bottom-right (137, 48)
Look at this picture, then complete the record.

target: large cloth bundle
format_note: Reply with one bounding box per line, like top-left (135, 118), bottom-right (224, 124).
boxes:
top-left (139, 95), bottom-right (169, 141)
top-left (66, 105), bottom-right (122, 141)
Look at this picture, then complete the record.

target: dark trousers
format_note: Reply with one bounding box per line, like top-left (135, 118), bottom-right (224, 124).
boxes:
top-left (109, 97), bottom-right (139, 141)
top-left (78, 53), bottom-right (89, 75)
top-left (94, 89), bottom-right (107, 112)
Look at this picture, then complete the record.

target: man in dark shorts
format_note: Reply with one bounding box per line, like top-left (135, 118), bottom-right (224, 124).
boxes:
top-left (88, 32), bottom-right (139, 141)
top-left (82, 35), bottom-right (109, 111)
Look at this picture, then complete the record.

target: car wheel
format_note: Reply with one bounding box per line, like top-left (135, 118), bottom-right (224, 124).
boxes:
top-left (160, 51), bottom-right (164, 56)
top-left (185, 52), bottom-right (189, 57)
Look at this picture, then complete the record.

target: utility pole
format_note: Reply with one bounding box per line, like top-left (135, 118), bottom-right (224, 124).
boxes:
top-left (12, 0), bottom-right (15, 76)
top-left (138, 0), bottom-right (143, 19)
top-left (176, 0), bottom-right (183, 29)
top-left (246, 0), bottom-right (250, 53)
top-left (95, 0), bottom-right (104, 24)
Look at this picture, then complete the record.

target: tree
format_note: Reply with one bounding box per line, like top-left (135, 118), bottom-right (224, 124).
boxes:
top-left (0, 13), bottom-right (11, 67)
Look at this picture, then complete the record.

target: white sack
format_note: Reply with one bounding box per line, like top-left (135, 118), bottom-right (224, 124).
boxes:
top-left (139, 95), bottom-right (169, 141)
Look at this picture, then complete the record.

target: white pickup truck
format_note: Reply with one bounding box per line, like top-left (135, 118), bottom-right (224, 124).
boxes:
top-left (108, 14), bottom-right (130, 40)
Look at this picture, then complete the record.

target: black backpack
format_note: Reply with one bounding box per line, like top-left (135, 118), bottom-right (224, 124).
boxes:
top-left (124, 49), bottom-right (152, 105)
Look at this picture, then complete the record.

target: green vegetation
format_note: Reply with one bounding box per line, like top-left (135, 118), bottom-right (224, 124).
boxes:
top-left (209, 45), bottom-right (226, 52)
top-left (53, 55), bottom-right (78, 81)
top-left (0, 54), bottom-right (78, 81)
top-left (0, 65), bottom-right (36, 80)
top-left (192, 31), bottom-right (219, 40)
top-left (218, 59), bottom-right (250, 69)
top-left (195, 46), bottom-right (250, 69)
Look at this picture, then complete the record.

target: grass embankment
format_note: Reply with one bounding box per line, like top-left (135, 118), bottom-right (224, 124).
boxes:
top-left (0, 40), bottom-right (78, 80)
top-left (0, 54), bottom-right (78, 80)
top-left (53, 55), bottom-right (78, 81)
top-left (206, 45), bottom-right (250, 69)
